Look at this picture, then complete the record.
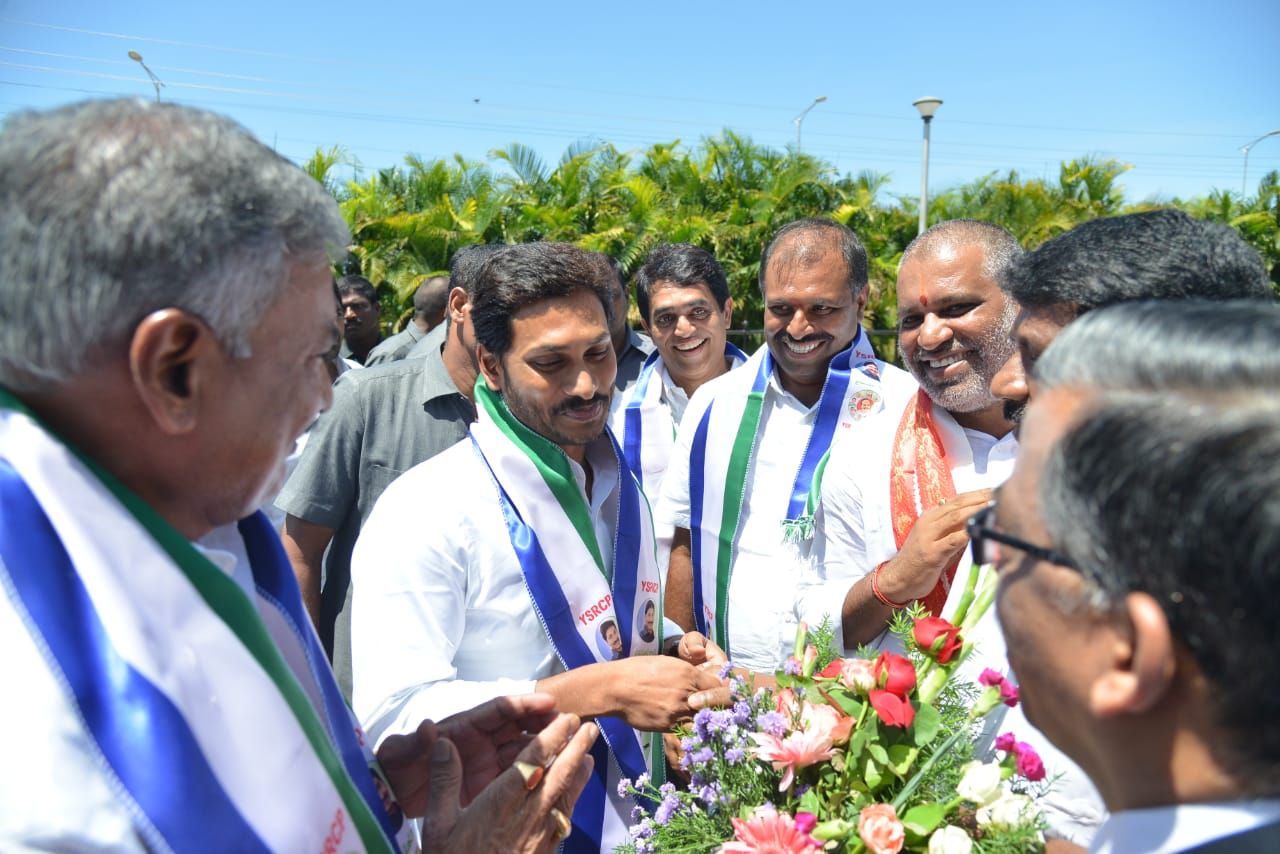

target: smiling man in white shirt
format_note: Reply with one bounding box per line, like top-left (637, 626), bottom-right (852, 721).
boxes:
top-left (656, 218), bottom-right (909, 672)
top-left (350, 242), bottom-right (724, 853)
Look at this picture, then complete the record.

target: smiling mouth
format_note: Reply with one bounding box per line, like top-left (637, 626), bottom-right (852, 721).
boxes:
top-left (922, 353), bottom-right (965, 370)
top-left (783, 337), bottom-right (825, 355)
top-left (558, 398), bottom-right (607, 421)
top-left (674, 338), bottom-right (708, 352)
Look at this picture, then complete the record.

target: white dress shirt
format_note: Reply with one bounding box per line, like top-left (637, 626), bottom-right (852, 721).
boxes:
top-left (1090, 801), bottom-right (1280, 853)
top-left (350, 436), bottom-right (622, 747)
top-left (658, 366), bottom-right (843, 671)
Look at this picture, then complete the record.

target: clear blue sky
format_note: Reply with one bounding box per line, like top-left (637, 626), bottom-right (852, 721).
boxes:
top-left (2, 0), bottom-right (1277, 206)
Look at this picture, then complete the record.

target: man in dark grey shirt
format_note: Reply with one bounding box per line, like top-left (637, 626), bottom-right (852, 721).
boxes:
top-left (277, 299), bottom-right (477, 700)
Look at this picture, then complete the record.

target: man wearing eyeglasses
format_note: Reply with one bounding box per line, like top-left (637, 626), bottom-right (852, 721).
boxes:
top-left (800, 219), bottom-right (1105, 849)
top-left (986, 300), bottom-right (1280, 852)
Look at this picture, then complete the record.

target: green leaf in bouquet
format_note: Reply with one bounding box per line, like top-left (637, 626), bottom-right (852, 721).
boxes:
top-left (864, 756), bottom-right (883, 789)
top-left (867, 743), bottom-right (890, 766)
top-left (900, 802), bottom-right (946, 838)
top-left (798, 785), bottom-right (823, 816)
top-left (911, 701), bottom-right (942, 747)
top-left (886, 744), bottom-right (919, 776)
top-left (825, 686), bottom-right (863, 717)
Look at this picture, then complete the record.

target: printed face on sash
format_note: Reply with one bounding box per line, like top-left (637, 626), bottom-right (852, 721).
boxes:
top-left (483, 288), bottom-right (616, 459)
top-left (897, 242), bottom-right (1017, 416)
top-left (762, 238), bottom-right (865, 396)
top-left (598, 619), bottom-right (623, 659)
top-left (637, 599), bottom-right (657, 643)
top-left (643, 280), bottom-right (734, 393)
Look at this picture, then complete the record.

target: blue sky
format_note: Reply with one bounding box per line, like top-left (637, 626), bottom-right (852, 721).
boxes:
top-left (2, 1), bottom-right (1277, 206)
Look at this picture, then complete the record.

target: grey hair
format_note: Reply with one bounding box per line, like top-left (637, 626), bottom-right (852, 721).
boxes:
top-left (1039, 392), bottom-right (1280, 782)
top-left (899, 218), bottom-right (1023, 281)
top-left (0, 98), bottom-right (349, 391)
top-left (1035, 299), bottom-right (1280, 394)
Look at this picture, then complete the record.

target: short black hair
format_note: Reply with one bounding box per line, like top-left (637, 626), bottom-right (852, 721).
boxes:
top-left (471, 242), bottom-right (614, 359)
top-left (337, 274), bottom-right (377, 306)
top-left (758, 218), bottom-right (868, 297)
top-left (633, 243), bottom-right (731, 322)
top-left (412, 275), bottom-right (450, 319)
top-left (449, 244), bottom-right (504, 297)
top-left (1002, 209), bottom-right (1271, 314)
top-left (599, 619), bottom-right (618, 637)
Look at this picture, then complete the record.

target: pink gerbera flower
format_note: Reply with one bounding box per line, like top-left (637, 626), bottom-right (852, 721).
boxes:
top-left (720, 804), bottom-right (822, 853)
top-left (750, 702), bottom-right (840, 790)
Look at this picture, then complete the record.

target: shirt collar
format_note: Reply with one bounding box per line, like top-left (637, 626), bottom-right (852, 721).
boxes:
top-left (419, 323), bottom-right (468, 405)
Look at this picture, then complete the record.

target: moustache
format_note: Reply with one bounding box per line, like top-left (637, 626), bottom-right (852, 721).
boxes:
top-left (554, 394), bottom-right (610, 415)
top-left (775, 331), bottom-right (833, 346)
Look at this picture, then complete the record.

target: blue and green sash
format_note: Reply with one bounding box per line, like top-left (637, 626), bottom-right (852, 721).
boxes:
top-left (687, 328), bottom-right (884, 653)
top-left (0, 390), bottom-right (399, 852)
top-left (612, 343), bottom-right (748, 498)
top-left (470, 381), bottom-right (664, 852)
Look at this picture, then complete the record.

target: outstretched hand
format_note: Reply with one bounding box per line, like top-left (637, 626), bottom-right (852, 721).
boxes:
top-left (376, 692), bottom-right (559, 816)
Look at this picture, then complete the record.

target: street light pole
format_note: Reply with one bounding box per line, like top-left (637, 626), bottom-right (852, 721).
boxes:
top-left (916, 96), bottom-right (947, 235)
top-left (792, 96), bottom-right (828, 152)
top-left (1240, 129), bottom-right (1280, 199)
top-left (913, 97), bottom-right (943, 235)
top-left (127, 51), bottom-right (164, 102)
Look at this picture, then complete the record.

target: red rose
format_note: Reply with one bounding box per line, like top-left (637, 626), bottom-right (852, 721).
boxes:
top-left (873, 652), bottom-right (917, 697)
top-left (868, 689), bottom-right (916, 728)
top-left (817, 658), bottom-right (845, 680)
top-left (912, 616), bottom-right (964, 664)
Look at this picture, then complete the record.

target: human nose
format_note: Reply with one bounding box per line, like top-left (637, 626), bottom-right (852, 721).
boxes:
top-left (916, 313), bottom-right (952, 351)
top-left (674, 313), bottom-right (696, 337)
top-left (785, 309), bottom-right (813, 339)
top-left (343, 304), bottom-right (358, 319)
top-left (567, 364), bottom-right (598, 399)
top-left (991, 350), bottom-right (1027, 404)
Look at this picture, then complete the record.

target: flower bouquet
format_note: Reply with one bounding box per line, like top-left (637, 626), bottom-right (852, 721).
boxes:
top-left (618, 564), bottom-right (1050, 853)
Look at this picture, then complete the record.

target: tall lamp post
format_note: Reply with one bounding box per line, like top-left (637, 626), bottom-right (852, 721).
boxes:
top-left (913, 97), bottom-right (943, 235)
top-left (1240, 129), bottom-right (1280, 199)
top-left (793, 95), bottom-right (828, 152)
top-left (127, 51), bottom-right (164, 102)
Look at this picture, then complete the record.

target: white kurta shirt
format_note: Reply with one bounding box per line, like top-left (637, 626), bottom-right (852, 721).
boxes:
top-left (1090, 801), bottom-right (1280, 853)
top-left (656, 357), bottom-right (917, 672)
top-left (801, 395), bottom-right (1105, 845)
top-left (350, 436), bottom-right (620, 746)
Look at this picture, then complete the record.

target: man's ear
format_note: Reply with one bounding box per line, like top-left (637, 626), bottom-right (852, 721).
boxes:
top-left (721, 297), bottom-right (734, 329)
top-left (476, 343), bottom-right (502, 393)
top-left (1090, 592), bottom-right (1176, 718)
top-left (854, 288), bottom-right (870, 324)
top-left (128, 309), bottom-right (220, 435)
top-left (447, 287), bottom-right (468, 326)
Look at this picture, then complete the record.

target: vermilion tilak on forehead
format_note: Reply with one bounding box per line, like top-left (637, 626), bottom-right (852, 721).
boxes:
top-left (919, 291), bottom-right (929, 307)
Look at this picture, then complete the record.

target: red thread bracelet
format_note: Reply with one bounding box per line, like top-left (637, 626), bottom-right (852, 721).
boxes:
top-left (872, 560), bottom-right (909, 609)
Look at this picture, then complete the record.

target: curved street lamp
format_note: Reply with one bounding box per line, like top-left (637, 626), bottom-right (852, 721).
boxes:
top-left (1240, 129), bottom-right (1280, 199)
top-left (913, 97), bottom-right (943, 235)
top-left (127, 50), bottom-right (165, 102)
top-left (793, 96), bottom-right (828, 152)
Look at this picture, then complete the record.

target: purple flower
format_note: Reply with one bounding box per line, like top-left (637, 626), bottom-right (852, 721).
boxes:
top-left (733, 700), bottom-right (753, 726)
top-left (630, 804), bottom-right (646, 823)
top-left (783, 656), bottom-right (802, 675)
top-left (725, 747), bottom-right (746, 764)
top-left (718, 661), bottom-right (735, 679)
top-left (690, 771), bottom-right (706, 789)
top-left (691, 747), bottom-right (714, 764)
top-left (617, 778), bottom-right (631, 798)
top-left (654, 792), bottom-right (680, 826)
top-left (698, 783), bottom-right (723, 808)
top-left (758, 710), bottom-right (787, 737)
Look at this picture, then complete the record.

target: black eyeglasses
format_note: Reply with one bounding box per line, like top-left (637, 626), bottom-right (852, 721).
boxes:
top-left (966, 504), bottom-right (1079, 571)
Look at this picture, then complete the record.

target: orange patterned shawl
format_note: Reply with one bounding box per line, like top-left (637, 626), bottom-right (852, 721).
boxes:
top-left (888, 389), bottom-right (958, 616)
